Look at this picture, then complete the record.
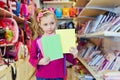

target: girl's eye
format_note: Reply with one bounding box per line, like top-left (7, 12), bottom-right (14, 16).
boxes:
top-left (44, 23), bottom-right (48, 26)
top-left (51, 22), bottom-right (54, 25)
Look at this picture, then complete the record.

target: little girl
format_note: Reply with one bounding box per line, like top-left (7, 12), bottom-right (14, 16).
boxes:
top-left (29, 8), bottom-right (78, 80)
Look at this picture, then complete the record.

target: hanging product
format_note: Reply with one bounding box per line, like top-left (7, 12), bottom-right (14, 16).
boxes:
top-left (0, 0), bottom-right (7, 8)
top-left (48, 7), bottom-right (55, 13)
top-left (27, 0), bottom-right (36, 19)
top-left (55, 7), bottom-right (62, 18)
top-left (62, 7), bottom-right (69, 17)
top-left (69, 6), bottom-right (77, 17)
top-left (14, 1), bottom-right (21, 16)
top-left (20, 1), bottom-right (29, 18)
top-left (67, 21), bottom-right (75, 29)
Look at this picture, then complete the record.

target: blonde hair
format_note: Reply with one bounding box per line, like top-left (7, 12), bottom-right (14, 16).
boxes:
top-left (31, 8), bottom-right (57, 40)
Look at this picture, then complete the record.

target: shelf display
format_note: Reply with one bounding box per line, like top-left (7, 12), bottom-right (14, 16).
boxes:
top-left (74, 0), bottom-right (120, 80)
top-left (0, 0), bottom-right (35, 80)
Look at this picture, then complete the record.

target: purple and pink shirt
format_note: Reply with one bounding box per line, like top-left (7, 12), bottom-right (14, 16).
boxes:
top-left (29, 37), bottom-right (77, 78)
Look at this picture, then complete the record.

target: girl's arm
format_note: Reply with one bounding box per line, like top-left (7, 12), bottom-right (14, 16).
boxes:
top-left (29, 39), bottom-right (39, 68)
top-left (64, 47), bottom-right (79, 65)
top-left (64, 53), bottom-right (78, 65)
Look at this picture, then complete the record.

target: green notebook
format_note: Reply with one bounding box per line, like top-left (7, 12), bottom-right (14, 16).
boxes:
top-left (41, 34), bottom-right (63, 60)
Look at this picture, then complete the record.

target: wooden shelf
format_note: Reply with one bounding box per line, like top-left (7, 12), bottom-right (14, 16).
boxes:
top-left (86, 31), bottom-right (120, 38)
top-left (0, 8), bottom-right (31, 24)
top-left (77, 34), bottom-right (86, 38)
top-left (86, 0), bottom-right (120, 7)
top-left (79, 8), bottom-right (106, 17)
top-left (77, 31), bottom-right (120, 38)
top-left (57, 17), bottom-right (74, 20)
top-left (43, 1), bottom-right (74, 4)
top-left (77, 0), bottom-right (120, 19)
top-left (78, 57), bottom-right (101, 80)
top-left (76, 0), bottom-right (120, 80)
top-left (75, 16), bottom-right (95, 22)
top-left (75, 0), bottom-right (89, 7)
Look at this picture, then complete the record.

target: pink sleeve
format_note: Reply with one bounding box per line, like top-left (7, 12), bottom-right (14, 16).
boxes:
top-left (64, 53), bottom-right (78, 65)
top-left (29, 39), bottom-right (39, 68)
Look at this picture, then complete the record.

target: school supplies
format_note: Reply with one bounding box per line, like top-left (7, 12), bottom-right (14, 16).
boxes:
top-left (56, 29), bottom-right (76, 53)
top-left (41, 34), bottom-right (63, 60)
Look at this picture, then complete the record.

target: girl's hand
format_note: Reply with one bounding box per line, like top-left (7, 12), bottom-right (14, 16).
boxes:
top-left (69, 47), bottom-right (78, 58)
top-left (38, 57), bottom-right (50, 65)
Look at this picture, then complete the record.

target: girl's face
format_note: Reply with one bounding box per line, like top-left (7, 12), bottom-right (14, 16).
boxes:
top-left (39, 14), bottom-right (57, 36)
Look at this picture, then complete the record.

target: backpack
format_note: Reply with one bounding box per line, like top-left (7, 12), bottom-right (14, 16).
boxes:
top-left (0, 18), bottom-right (19, 44)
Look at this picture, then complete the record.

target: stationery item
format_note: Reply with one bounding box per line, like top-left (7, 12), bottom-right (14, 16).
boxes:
top-left (83, 45), bottom-right (94, 59)
top-left (83, 20), bottom-right (92, 34)
top-left (84, 75), bottom-right (94, 80)
top-left (104, 53), bottom-right (116, 70)
top-left (56, 29), bottom-right (76, 53)
top-left (90, 55), bottom-right (103, 66)
top-left (111, 56), bottom-right (120, 70)
top-left (91, 14), bottom-right (104, 32)
top-left (41, 34), bottom-right (63, 60)
top-left (104, 71), bottom-right (120, 80)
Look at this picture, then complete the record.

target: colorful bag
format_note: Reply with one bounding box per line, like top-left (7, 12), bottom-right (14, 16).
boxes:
top-left (48, 7), bottom-right (55, 13)
top-left (0, 0), bottom-right (7, 8)
top-left (62, 7), bottom-right (69, 17)
top-left (69, 7), bottom-right (77, 17)
top-left (55, 7), bottom-right (62, 18)
top-left (20, 3), bottom-right (29, 18)
top-left (0, 18), bottom-right (19, 44)
top-left (14, 1), bottom-right (21, 16)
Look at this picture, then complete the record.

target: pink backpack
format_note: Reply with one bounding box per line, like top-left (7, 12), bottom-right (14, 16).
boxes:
top-left (0, 18), bottom-right (19, 44)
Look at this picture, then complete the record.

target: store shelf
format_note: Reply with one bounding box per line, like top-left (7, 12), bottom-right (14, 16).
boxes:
top-left (77, 31), bottom-right (120, 38)
top-left (43, 1), bottom-right (74, 4)
top-left (86, 0), bottom-right (120, 7)
top-left (78, 57), bottom-right (101, 80)
top-left (57, 17), bottom-right (74, 20)
top-left (76, 0), bottom-right (120, 80)
top-left (79, 8), bottom-right (106, 17)
top-left (77, 34), bottom-right (86, 38)
top-left (86, 31), bottom-right (120, 38)
top-left (77, 0), bottom-right (120, 18)
top-left (75, 16), bottom-right (95, 22)
top-left (0, 8), bottom-right (31, 24)
top-left (75, 0), bottom-right (89, 7)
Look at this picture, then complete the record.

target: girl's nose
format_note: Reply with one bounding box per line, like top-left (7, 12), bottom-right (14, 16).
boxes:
top-left (48, 24), bottom-right (52, 29)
